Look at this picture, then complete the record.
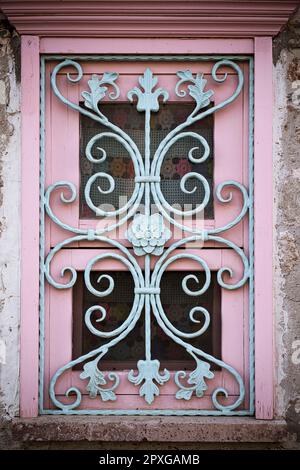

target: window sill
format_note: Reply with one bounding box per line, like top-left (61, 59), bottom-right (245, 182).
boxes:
top-left (11, 416), bottom-right (295, 444)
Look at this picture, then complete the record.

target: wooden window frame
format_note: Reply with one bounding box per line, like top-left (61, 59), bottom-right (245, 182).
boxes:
top-left (20, 36), bottom-right (273, 419)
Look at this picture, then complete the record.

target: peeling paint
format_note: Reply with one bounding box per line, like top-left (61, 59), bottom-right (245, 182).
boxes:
top-left (0, 18), bottom-right (20, 424)
top-left (278, 231), bottom-right (299, 275)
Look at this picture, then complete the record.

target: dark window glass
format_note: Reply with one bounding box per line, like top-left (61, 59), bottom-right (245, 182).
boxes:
top-left (79, 103), bottom-right (214, 219)
top-left (72, 270), bottom-right (221, 370)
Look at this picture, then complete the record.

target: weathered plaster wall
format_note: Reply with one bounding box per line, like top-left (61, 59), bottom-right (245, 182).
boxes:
top-left (273, 7), bottom-right (300, 439)
top-left (0, 7), bottom-right (300, 449)
top-left (0, 15), bottom-right (20, 428)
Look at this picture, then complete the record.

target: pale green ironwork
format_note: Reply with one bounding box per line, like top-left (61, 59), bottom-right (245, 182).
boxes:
top-left (39, 55), bottom-right (254, 415)
top-left (128, 360), bottom-right (170, 405)
top-left (126, 213), bottom-right (172, 256)
top-left (127, 67), bottom-right (169, 112)
top-left (79, 356), bottom-right (119, 402)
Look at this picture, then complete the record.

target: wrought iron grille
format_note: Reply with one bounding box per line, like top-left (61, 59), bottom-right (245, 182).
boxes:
top-left (40, 55), bottom-right (254, 415)
top-left (72, 270), bottom-right (221, 370)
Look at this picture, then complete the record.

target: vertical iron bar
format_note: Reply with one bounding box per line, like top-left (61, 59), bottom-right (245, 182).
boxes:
top-left (144, 107), bottom-right (152, 361)
top-left (248, 57), bottom-right (255, 414)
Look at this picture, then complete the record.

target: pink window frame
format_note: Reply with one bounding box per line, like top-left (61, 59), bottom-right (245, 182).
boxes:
top-left (47, 59), bottom-right (248, 249)
top-left (20, 36), bottom-right (273, 419)
top-left (42, 56), bottom-right (250, 413)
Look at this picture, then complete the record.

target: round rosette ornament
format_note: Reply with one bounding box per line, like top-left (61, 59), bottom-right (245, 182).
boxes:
top-left (126, 213), bottom-right (172, 256)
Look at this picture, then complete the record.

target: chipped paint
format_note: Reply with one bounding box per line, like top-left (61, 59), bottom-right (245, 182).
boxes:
top-left (273, 6), bottom-right (300, 438)
top-left (0, 20), bottom-right (20, 422)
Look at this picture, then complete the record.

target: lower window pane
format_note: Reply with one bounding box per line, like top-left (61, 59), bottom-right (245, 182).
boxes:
top-left (72, 270), bottom-right (221, 370)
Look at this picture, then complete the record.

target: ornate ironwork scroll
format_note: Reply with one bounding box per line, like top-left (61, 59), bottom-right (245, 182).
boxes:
top-left (40, 56), bottom-right (254, 415)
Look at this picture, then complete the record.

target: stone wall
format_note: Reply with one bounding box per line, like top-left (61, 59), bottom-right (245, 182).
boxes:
top-left (0, 14), bottom-right (21, 448)
top-left (273, 7), bottom-right (300, 440)
top-left (0, 6), bottom-right (299, 449)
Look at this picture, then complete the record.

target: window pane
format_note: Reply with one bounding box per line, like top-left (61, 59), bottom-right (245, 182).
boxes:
top-left (72, 270), bottom-right (221, 370)
top-left (79, 103), bottom-right (214, 219)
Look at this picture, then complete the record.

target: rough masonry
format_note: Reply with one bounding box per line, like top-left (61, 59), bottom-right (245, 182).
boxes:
top-left (0, 6), bottom-right (300, 449)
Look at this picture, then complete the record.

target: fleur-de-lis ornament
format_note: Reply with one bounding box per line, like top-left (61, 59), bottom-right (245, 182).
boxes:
top-left (127, 68), bottom-right (169, 112)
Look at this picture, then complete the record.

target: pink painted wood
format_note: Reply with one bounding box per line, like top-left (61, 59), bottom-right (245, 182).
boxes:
top-left (19, 34), bottom-right (275, 418)
top-left (20, 35), bottom-right (40, 418)
top-left (40, 38), bottom-right (254, 55)
top-left (2, 1), bottom-right (298, 38)
top-left (254, 37), bottom-right (274, 419)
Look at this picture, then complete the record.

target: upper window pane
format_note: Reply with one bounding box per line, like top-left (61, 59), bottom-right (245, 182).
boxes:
top-left (79, 103), bottom-right (214, 219)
